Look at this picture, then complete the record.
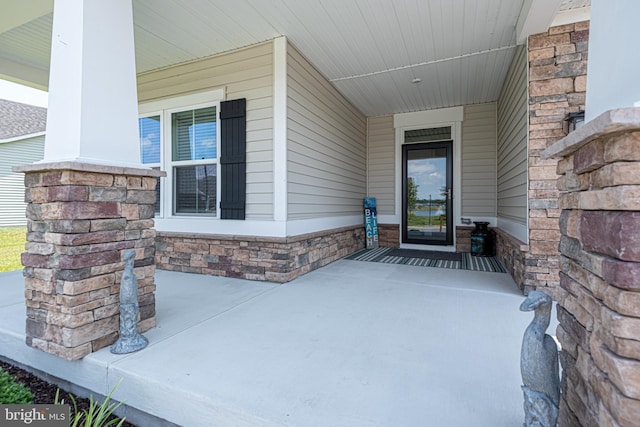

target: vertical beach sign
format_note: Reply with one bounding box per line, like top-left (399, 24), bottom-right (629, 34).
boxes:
top-left (364, 197), bottom-right (379, 249)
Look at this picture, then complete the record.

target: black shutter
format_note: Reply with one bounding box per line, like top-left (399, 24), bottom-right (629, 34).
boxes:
top-left (219, 98), bottom-right (247, 219)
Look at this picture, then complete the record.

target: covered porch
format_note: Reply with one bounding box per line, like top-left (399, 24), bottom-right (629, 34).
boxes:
top-left (1, 260), bottom-right (537, 426)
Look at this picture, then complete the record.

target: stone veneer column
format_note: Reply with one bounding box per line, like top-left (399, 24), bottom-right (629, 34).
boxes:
top-left (542, 108), bottom-right (640, 427)
top-left (525, 21), bottom-right (589, 296)
top-left (14, 162), bottom-right (164, 360)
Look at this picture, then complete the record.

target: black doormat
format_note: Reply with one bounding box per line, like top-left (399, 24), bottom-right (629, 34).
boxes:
top-left (385, 248), bottom-right (462, 262)
top-left (345, 247), bottom-right (506, 273)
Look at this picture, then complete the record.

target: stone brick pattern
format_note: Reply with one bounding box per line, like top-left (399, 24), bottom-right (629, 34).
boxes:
top-left (156, 225), bottom-right (365, 283)
top-left (20, 166), bottom-right (160, 360)
top-left (526, 21), bottom-right (589, 296)
top-left (495, 229), bottom-right (529, 292)
top-left (378, 224), bottom-right (399, 248)
top-left (455, 226), bottom-right (472, 252)
top-left (553, 127), bottom-right (640, 426)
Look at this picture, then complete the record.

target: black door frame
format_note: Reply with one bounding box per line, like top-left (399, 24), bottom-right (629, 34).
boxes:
top-left (401, 141), bottom-right (453, 245)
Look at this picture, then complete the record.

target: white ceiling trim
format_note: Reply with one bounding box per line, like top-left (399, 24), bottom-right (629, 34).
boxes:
top-left (551, 6), bottom-right (590, 26)
top-left (330, 45), bottom-right (518, 83)
top-left (517, 0), bottom-right (563, 43)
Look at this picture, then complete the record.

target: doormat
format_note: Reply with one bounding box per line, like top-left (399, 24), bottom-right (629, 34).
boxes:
top-left (345, 247), bottom-right (507, 273)
top-left (385, 248), bottom-right (461, 261)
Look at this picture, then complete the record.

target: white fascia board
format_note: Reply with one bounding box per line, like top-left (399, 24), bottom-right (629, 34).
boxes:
top-left (155, 218), bottom-right (288, 238)
top-left (517, 0), bottom-right (563, 44)
top-left (551, 6), bottom-right (591, 27)
top-left (286, 216), bottom-right (363, 237)
top-left (497, 217), bottom-right (529, 244)
top-left (155, 215), bottom-right (363, 239)
top-left (0, 131), bottom-right (46, 144)
top-left (393, 107), bottom-right (463, 129)
top-left (273, 36), bottom-right (288, 222)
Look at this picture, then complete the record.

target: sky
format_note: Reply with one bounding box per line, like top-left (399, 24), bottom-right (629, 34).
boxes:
top-left (0, 79), bottom-right (48, 107)
top-left (408, 157), bottom-right (446, 201)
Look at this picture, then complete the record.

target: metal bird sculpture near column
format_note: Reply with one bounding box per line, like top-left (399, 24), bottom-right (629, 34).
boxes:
top-left (520, 291), bottom-right (559, 427)
top-left (111, 250), bottom-right (149, 354)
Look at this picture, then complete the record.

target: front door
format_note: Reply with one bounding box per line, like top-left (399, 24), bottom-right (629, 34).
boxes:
top-left (402, 141), bottom-right (453, 245)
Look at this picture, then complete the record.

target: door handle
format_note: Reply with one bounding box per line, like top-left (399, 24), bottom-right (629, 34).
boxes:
top-left (447, 188), bottom-right (452, 200)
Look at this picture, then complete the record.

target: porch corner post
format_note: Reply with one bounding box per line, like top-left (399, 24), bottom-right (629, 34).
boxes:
top-left (14, 0), bottom-right (164, 361)
top-left (45, 0), bottom-right (141, 166)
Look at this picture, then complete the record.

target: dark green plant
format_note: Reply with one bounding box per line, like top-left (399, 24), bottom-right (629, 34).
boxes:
top-left (55, 380), bottom-right (126, 427)
top-left (0, 367), bottom-right (34, 404)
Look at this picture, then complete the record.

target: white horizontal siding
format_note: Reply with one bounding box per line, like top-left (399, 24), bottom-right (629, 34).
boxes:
top-left (366, 115), bottom-right (395, 216)
top-left (0, 136), bottom-right (45, 227)
top-left (287, 44), bottom-right (366, 220)
top-left (497, 45), bottom-right (528, 225)
top-left (137, 41), bottom-right (274, 220)
top-left (461, 103), bottom-right (497, 217)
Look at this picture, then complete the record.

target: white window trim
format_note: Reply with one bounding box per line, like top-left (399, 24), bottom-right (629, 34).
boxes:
top-left (165, 102), bottom-right (220, 218)
top-left (138, 112), bottom-right (162, 214)
top-left (138, 89), bottom-right (225, 230)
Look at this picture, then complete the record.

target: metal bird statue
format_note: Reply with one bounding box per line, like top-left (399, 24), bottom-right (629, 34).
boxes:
top-left (520, 291), bottom-right (559, 427)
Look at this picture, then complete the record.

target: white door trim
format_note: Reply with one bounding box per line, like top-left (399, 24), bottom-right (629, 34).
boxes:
top-left (394, 107), bottom-right (463, 251)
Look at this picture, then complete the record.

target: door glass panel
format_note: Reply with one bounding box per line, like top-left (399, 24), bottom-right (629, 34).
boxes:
top-left (404, 144), bottom-right (451, 244)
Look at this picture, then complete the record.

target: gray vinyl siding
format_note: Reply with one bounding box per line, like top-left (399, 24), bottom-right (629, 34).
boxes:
top-left (0, 135), bottom-right (45, 227)
top-left (137, 41), bottom-right (274, 220)
top-left (461, 103), bottom-right (497, 217)
top-left (497, 45), bottom-right (528, 224)
top-left (286, 44), bottom-right (367, 219)
top-left (366, 115), bottom-right (395, 216)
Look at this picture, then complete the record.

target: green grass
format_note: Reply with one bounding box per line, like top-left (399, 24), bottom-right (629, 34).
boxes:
top-left (0, 227), bottom-right (26, 273)
top-left (407, 212), bottom-right (446, 227)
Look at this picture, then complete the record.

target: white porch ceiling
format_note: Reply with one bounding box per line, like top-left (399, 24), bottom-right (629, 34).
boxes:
top-left (0, 0), bottom-right (587, 117)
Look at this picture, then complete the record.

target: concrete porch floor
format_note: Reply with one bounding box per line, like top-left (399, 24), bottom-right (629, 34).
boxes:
top-left (0, 259), bottom-right (551, 427)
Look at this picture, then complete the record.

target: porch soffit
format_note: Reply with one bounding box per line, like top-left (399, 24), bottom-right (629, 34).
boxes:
top-left (0, 0), bottom-right (584, 117)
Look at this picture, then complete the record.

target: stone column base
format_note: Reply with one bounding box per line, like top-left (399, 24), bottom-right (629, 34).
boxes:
top-left (14, 162), bottom-right (164, 360)
top-left (542, 108), bottom-right (640, 427)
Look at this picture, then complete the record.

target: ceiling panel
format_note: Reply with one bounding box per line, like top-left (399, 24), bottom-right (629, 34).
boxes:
top-left (0, 0), bottom-right (570, 116)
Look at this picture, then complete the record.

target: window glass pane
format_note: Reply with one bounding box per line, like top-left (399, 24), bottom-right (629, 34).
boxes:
top-left (174, 165), bottom-right (217, 215)
top-left (172, 107), bottom-right (217, 161)
top-left (139, 116), bottom-right (161, 164)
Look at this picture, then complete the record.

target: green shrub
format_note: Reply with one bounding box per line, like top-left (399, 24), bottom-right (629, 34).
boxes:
top-left (0, 367), bottom-right (34, 404)
top-left (55, 380), bottom-right (126, 427)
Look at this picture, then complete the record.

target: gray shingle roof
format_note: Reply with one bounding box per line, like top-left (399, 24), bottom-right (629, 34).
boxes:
top-left (0, 99), bottom-right (47, 140)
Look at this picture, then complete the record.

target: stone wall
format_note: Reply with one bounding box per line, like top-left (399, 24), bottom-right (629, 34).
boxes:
top-left (156, 225), bottom-right (365, 283)
top-left (455, 226), bottom-right (473, 252)
top-left (525, 21), bottom-right (589, 296)
top-left (495, 229), bottom-right (528, 293)
top-left (543, 109), bottom-right (640, 427)
top-left (16, 163), bottom-right (162, 360)
top-left (378, 224), bottom-right (399, 248)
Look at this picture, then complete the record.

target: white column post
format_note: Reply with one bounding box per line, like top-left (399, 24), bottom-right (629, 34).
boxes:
top-left (44, 0), bottom-right (142, 167)
top-left (585, 0), bottom-right (640, 121)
